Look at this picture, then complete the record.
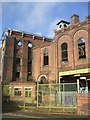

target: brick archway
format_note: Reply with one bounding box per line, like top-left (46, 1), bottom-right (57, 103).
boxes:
top-left (37, 75), bottom-right (48, 84)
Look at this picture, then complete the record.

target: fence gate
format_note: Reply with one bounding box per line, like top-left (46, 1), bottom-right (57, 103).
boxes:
top-left (37, 83), bottom-right (77, 111)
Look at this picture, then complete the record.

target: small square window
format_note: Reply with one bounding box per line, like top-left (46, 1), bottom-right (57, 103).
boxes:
top-left (14, 88), bottom-right (22, 97)
top-left (24, 88), bottom-right (32, 98)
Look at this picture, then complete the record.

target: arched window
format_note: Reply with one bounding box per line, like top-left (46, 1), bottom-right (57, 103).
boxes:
top-left (78, 38), bottom-right (86, 59)
top-left (17, 41), bottom-right (22, 46)
top-left (28, 43), bottom-right (33, 48)
top-left (39, 76), bottom-right (48, 84)
top-left (43, 48), bottom-right (49, 66)
top-left (28, 42), bottom-right (33, 76)
top-left (61, 43), bottom-right (68, 62)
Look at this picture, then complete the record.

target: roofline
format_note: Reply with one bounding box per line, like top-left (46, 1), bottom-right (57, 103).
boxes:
top-left (55, 19), bottom-right (89, 33)
top-left (57, 20), bottom-right (70, 25)
top-left (1, 28), bottom-right (53, 42)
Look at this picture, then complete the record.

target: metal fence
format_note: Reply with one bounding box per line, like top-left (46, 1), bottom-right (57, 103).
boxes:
top-left (3, 83), bottom-right (77, 112)
top-left (37, 83), bottom-right (77, 111)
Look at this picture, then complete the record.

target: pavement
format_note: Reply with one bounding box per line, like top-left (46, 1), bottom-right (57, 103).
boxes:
top-left (1, 109), bottom-right (89, 120)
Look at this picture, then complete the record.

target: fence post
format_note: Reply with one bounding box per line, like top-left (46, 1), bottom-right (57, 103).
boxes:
top-left (49, 83), bottom-right (51, 111)
top-left (37, 82), bottom-right (38, 108)
top-left (24, 100), bottom-right (25, 110)
top-left (59, 81), bottom-right (60, 92)
top-left (59, 77), bottom-right (62, 92)
top-left (77, 79), bottom-right (79, 93)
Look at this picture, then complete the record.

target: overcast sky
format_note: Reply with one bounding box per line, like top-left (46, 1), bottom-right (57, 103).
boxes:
top-left (0, 1), bottom-right (89, 47)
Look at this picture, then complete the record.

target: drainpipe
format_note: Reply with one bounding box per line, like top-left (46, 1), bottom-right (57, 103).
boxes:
top-left (36, 81), bottom-right (38, 107)
top-left (71, 35), bottom-right (75, 69)
top-left (54, 39), bottom-right (56, 83)
top-left (1, 46), bottom-right (3, 83)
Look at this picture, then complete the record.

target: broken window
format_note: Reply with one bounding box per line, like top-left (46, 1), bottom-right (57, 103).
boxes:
top-left (17, 41), bottom-right (22, 46)
top-left (16, 58), bottom-right (21, 65)
top-left (43, 48), bottom-right (49, 66)
top-left (28, 43), bottom-right (33, 48)
top-left (61, 43), bottom-right (68, 62)
top-left (28, 42), bottom-right (33, 76)
top-left (28, 60), bottom-right (32, 74)
top-left (39, 76), bottom-right (48, 84)
top-left (16, 72), bottom-right (20, 78)
top-left (28, 43), bottom-right (32, 60)
top-left (78, 38), bottom-right (86, 59)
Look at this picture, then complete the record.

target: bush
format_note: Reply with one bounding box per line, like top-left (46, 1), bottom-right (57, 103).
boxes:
top-left (27, 76), bottom-right (34, 81)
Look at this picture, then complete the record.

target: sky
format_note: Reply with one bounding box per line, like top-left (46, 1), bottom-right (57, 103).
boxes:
top-left (0, 1), bottom-right (89, 47)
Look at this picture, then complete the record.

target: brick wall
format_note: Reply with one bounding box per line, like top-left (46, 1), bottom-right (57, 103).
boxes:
top-left (56, 21), bottom-right (90, 72)
top-left (10, 82), bottom-right (36, 102)
top-left (2, 20), bottom-right (90, 83)
top-left (2, 32), bottom-right (55, 82)
top-left (3, 37), bottom-right (15, 82)
top-left (77, 94), bottom-right (90, 115)
top-left (0, 48), bottom-right (1, 80)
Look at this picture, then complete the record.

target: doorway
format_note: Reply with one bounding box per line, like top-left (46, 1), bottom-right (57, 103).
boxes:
top-left (88, 80), bottom-right (90, 93)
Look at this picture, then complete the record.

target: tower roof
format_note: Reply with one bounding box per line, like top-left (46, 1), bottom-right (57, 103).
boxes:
top-left (57, 20), bottom-right (70, 25)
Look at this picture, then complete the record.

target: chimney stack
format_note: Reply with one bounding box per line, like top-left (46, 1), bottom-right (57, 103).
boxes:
top-left (71, 14), bottom-right (79, 25)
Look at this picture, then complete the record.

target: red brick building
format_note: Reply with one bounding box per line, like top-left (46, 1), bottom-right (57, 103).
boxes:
top-left (0, 48), bottom-right (1, 81)
top-left (1, 27), bottom-right (54, 102)
top-left (1, 14), bottom-right (90, 104)
top-left (55, 14), bottom-right (90, 93)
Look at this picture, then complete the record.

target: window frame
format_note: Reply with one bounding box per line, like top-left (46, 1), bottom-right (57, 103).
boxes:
top-left (28, 43), bottom-right (33, 48)
top-left (16, 71), bottom-right (20, 79)
top-left (78, 37), bottom-right (86, 60)
top-left (17, 41), bottom-right (22, 46)
top-left (43, 48), bottom-right (49, 66)
top-left (14, 87), bottom-right (22, 97)
top-left (24, 87), bottom-right (32, 98)
top-left (61, 42), bottom-right (68, 63)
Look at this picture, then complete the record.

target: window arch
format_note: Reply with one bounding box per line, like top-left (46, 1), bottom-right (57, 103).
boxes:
top-left (43, 48), bottom-right (49, 66)
top-left (78, 38), bottom-right (86, 59)
top-left (61, 43), bottom-right (68, 62)
top-left (39, 76), bottom-right (48, 84)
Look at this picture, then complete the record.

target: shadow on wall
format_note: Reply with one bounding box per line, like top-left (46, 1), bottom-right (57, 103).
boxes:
top-left (2, 100), bottom-right (21, 113)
